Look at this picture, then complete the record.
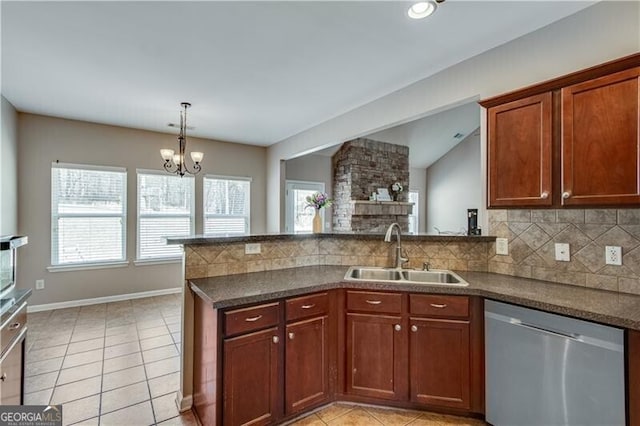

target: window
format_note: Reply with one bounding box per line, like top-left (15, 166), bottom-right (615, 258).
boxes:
top-left (51, 163), bottom-right (127, 266)
top-left (137, 171), bottom-right (195, 260)
top-left (204, 176), bottom-right (251, 235)
top-left (408, 190), bottom-right (420, 235)
top-left (285, 180), bottom-right (325, 233)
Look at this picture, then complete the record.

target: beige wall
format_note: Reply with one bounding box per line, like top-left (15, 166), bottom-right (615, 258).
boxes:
top-left (426, 133), bottom-right (481, 234)
top-left (17, 113), bottom-right (267, 306)
top-left (267, 1), bottom-right (640, 232)
top-left (1, 96), bottom-right (18, 236)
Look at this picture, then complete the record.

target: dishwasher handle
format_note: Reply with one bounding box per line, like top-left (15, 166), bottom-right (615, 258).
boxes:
top-left (517, 321), bottom-right (580, 341)
top-left (485, 311), bottom-right (623, 352)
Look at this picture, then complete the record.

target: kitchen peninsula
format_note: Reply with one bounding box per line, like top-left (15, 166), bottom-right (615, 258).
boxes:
top-left (169, 232), bottom-right (640, 426)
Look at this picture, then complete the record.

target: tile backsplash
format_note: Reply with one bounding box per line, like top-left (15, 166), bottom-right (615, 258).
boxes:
top-left (488, 208), bottom-right (640, 295)
top-left (184, 237), bottom-right (489, 280)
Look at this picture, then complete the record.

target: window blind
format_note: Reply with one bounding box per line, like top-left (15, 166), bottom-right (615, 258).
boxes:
top-left (137, 171), bottom-right (194, 260)
top-left (51, 163), bottom-right (127, 266)
top-left (203, 176), bottom-right (250, 235)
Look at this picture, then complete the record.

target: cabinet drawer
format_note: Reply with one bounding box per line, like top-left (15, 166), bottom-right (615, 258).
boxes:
top-left (286, 292), bottom-right (329, 322)
top-left (347, 291), bottom-right (402, 314)
top-left (410, 295), bottom-right (469, 318)
top-left (224, 302), bottom-right (280, 336)
top-left (1, 302), bottom-right (27, 356)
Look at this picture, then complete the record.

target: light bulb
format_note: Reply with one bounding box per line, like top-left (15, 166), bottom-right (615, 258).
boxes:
top-left (190, 151), bottom-right (204, 163)
top-left (160, 149), bottom-right (175, 161)
top-left (408, 1), bottom-right (436, 19)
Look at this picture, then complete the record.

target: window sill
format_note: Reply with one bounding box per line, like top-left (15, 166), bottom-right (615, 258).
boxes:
top-left (134, 258), bottom-right (182, 266)
top-left (47, 261), bottom-right (130, 273)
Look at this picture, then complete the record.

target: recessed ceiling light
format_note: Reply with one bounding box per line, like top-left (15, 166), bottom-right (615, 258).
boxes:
top-left (408, 2), bottom-right (436, 19)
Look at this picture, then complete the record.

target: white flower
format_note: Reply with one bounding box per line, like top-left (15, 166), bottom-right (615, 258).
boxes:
top-left (391, 182), bottom-right (403, 192)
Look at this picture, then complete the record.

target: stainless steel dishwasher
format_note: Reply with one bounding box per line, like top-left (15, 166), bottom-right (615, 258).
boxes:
top-left (485, 300), bottom-right (625, 426)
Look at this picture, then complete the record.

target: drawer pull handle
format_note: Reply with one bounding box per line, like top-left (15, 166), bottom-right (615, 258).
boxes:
top-left (272, 336), bottom-right (279, 344)
top-left (430, 303), bottom-right (447, 309)
top-left (366, 300), bottom-right (382, 305)
top-left (288, 332), bottom-right (295, 340)
top-left (8, 322), bottom-right (21, 330)
top-left (301, 304), bottom-right (316, 309)
top-left (245, 315), bottom-right (263, 322)
top-left (411, 325), bottom-right (418, 332)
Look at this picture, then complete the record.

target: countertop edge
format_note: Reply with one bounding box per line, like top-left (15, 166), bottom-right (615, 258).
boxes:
top-left (169, 233), bottom-right (495, 245)
top-left (188, 271), bottom-right (640, 331)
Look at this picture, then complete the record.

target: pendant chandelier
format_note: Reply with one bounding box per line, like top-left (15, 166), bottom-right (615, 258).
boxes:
top-left (160, 102), bottom-right (204, 177)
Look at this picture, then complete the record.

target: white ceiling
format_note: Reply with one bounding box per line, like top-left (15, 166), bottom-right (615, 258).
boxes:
top-left (1, 1), bottom-right (594, 146)
top-left (368, 101), bottom-right (480, 169)
top-left (312, 101), bottom-right (480, 169)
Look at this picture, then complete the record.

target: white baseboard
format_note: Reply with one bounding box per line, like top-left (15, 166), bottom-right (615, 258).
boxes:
top-left (175, 390), bottom-right (193, 412)
top-left (27, 287), bottom-right (182, 313)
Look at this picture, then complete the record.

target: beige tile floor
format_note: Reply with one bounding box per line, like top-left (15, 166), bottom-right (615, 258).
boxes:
top-left (26, 294), bottom-right (486, 426)
top-left (25, 293), bottom-right (196, 426)
top-left (289, 403), bottom-right (487, 426)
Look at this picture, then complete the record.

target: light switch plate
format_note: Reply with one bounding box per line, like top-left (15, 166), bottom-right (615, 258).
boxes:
top-left (555, 243), bottom-right (570, 262)
top-left (605, 246), bottom-right (622, 266)
top-left (245, 243), bottom-right (261, 255)
top-left (496, 238), bottom-right (508, 255)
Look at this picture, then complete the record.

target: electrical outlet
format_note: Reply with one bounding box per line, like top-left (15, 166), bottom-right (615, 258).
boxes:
top-left (35, 279), bottom-right (45, 290)
top-left (245, 243), bottom-right (261, 255)
top-left (605, 246), bottom-right (622, 266)
top-left (555, 243), bottom-right (570, 262)
top-left (496, 238), bottom-right (508, 255)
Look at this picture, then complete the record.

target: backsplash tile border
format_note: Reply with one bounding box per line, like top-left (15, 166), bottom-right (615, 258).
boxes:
top-left (488, 208), bottom-right (640, 296)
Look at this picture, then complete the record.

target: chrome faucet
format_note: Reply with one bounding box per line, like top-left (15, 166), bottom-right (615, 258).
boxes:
top-left (384, 223), bottom-right (409, 269)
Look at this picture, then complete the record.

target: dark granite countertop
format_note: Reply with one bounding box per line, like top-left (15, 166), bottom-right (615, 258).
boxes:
top-left (189, 266), bottom-right (640, 331)
top-left (1, 288), bottom-right (32, 321)
top-left (169, 232), bottom-right (495, 245)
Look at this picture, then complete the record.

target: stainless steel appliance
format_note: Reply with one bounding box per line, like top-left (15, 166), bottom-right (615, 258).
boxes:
top-left (485, 300), bottom-right (625, 426)
top-left (0, 236), bottom-right (27, 298)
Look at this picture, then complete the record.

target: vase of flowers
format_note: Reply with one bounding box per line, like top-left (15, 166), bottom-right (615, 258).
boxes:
top-left (305, 192), bottom-right (332, 233)
top-left (390, 182), bottom-right (404, 201)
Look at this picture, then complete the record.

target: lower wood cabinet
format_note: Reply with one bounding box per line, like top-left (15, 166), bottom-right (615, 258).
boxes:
top-left (192, 289), bottom-right (482, 426)
top-left (343, 292), bottom-right (482, 415)
top-left (346, 313), bottom-right (406, 401)
top-left (223, 327), bottom-right (280, 426)
top-left (409, 318), bottom-right (470, 409)
top-left (285, 316), bottom-right (330, 414)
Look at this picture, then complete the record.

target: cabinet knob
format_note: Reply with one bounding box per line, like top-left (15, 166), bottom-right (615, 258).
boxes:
top-left (0, 373), bottom-right (6, 382)
top-left (394, 324), bottom-right (401, 332)
top-left (562, 191), bottom-right (571, 199)
top-left (272, 336), bottom-right (279, 344)
top-left (541, 191), bottom-right (549, 199)
top-left (288, 332), bottom-right (295, 340)
top-left (411, 325), bottom-right (418, 332)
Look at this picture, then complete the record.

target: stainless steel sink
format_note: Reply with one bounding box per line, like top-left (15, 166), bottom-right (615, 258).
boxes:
top-left (344, 266), bottom-right (468, 287)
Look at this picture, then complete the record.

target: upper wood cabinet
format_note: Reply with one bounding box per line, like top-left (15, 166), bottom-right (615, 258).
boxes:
top-left (561, 67), bottom-right (640, 206)
top-left (488, 92), bottom-right (553, 207)
top-left (482, 53), bottom-right (640, 208)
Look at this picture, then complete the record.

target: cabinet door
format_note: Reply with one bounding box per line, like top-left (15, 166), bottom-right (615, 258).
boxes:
top-left (562, 67), bottom-right (640, 205)
top-left (223, 327), bottom-right (280, 426)
top-left (488, 92), bottom-right (553, 207)
top-left (285, 316), bottom-right (329, 414)
top-left (346, 313), bottom-right (406, 401)
top-left (0, 338), bottom-right (24, 405)
top-left (410, 318), bottom-right (470, 410)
